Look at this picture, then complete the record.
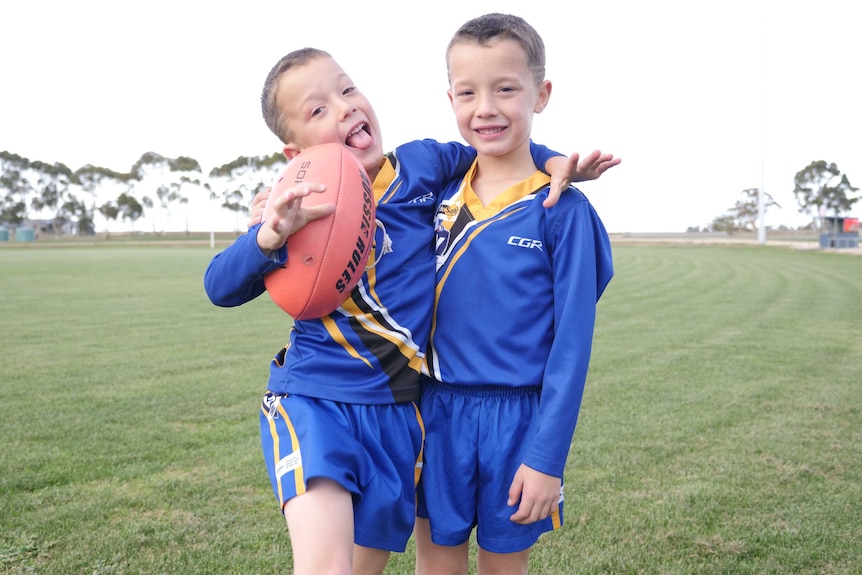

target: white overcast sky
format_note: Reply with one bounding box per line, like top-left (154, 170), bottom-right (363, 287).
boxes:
top-left (2, 0), bottom-right (860, 233)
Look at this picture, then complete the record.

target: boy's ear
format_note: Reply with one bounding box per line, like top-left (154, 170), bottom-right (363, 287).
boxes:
top-left (535, 80), bottom-right (552, 113)
top-left (282, 143), bottom-right (301, 160)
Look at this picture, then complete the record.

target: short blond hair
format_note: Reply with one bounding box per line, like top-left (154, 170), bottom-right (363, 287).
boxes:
top-left (260, 47), bottom-right (332, 144)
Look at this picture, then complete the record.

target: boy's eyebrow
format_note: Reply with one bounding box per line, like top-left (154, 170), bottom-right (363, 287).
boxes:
top-left (290, 70), bottom-right (356, 115)
top-left (301, 72), bottom-right (353, 100)
top-left (450, 73), bottom-right (523, 86)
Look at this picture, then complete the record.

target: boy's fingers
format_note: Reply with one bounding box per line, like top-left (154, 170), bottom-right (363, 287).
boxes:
top-left (581, 149), bottom-right (601, 165)
top-left (293, 183), bottom-right (327, 197)
top-left (543, 181), bottom-right (564, 208)
top-left (247, 187), bottom-right (272, 226)
top-left (599, 156), bottom-right (622, 174)
top-left (543, 152), bottom-right (579, 208)
top-left (304, 204), bottom-right (337, 222)
top-left (510, 498), bottom-right (556, 525)
top-left (509, 499), bottom-right (538, 524)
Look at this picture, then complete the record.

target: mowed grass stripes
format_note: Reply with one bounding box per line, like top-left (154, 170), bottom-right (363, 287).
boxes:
top-left (1, 243), bottom-right (860, 574)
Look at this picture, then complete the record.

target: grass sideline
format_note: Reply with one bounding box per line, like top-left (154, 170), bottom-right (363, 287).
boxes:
top-left (1, 242), bottom-right (860, 574)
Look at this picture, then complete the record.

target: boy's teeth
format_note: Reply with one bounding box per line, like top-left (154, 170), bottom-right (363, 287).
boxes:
top-left (346, 125), bottom-right (372, 149)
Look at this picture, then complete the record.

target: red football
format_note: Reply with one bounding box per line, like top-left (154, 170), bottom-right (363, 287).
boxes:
top-left (262, 143), bottom-right (376, 320)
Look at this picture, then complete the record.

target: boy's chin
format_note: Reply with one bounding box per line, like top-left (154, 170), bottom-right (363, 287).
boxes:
top-left (348, 142), bottom-right (383, 164)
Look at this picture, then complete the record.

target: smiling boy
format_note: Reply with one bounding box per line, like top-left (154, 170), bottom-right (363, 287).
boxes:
top-left (204, 46), bottom-right (617, 575)
top-left (414, 14), bottom-right (615, 575)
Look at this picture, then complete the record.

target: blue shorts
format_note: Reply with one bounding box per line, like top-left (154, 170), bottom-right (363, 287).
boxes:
top-left (260, 392), bottom-right (425, 552)
top-left (416, 380), bottom-right (563, 553)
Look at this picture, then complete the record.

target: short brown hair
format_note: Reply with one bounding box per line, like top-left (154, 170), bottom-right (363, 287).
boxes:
top-left (446, 13), bottom-right (546, 84)
top-left (261, 47), bottom-right (331, 144)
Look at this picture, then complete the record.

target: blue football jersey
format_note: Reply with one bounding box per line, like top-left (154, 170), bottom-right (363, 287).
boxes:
top-left (423, 162), bottom-right (614, 476)
top-left (205, 141), bottom-right (562, 405)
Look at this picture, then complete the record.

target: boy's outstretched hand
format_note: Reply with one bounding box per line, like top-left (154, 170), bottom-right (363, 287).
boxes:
top-left (255, 183), bottom-right (336, 255)
top-left (544, 150), bottom-right (621, 208)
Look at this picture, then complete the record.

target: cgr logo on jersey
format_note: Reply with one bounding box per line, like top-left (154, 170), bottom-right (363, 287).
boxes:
top-left (409, 192), bottom-right (435, 204)
top-left (507, 236), bottom-right (543, 250)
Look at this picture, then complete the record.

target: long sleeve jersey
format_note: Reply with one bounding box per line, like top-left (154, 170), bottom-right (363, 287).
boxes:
top-left (204, 140), bottom-right (561, 405)
top-left (423, 163), bottom-right (614, 477)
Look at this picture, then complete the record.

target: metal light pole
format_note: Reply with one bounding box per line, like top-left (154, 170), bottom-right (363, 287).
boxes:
top-left (758, 13), bottom-right (767, 245)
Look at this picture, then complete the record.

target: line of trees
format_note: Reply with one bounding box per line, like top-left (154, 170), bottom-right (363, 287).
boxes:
top-left (6, 151), bottom-right (858, 238)
top-left (0, 150), bottom-right (288, 237)
top-left (709, 160), bottom-right (859, 232)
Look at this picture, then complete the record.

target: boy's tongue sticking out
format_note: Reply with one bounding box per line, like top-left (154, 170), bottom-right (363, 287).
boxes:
top-left (346, 122), bottom-right (372, 149)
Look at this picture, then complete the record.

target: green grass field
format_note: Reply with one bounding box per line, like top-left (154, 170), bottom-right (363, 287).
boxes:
top-left (1, 242), bottom-right (860, 574)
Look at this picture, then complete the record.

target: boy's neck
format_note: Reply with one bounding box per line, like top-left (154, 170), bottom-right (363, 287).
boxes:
top-left (471, 151), bottom-right (539, 206)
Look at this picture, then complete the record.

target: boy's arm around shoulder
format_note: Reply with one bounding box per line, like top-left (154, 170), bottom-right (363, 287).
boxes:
top-left (203, 224), bottom-right (285, 307)
top-left (404, 139), bottom-right (478, 187)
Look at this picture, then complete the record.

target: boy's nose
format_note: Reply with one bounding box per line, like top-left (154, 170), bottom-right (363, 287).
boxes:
top-left (475, 94), bottom-right (497, 117)
top-left (338, 99), bottom-right (357, 120)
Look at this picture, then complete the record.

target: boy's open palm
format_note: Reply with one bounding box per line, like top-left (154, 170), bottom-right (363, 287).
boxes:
top-left (507, 464), bottom-right (562, 525)
top-left (544, 150), bottom-right (622, 208)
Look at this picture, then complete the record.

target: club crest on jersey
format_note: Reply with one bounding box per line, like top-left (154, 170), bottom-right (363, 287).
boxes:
top-left (439, 202), bottom-right (459, 219)
top-left (507, 236), bottom-right (543, 250)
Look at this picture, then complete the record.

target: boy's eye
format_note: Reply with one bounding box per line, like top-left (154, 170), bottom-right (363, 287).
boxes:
top-left (343, 86), bottom-right (356, 96)
top-left (311, 106), bottom-right (324, 117)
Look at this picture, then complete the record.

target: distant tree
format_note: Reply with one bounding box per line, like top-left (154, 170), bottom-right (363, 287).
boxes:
top-left (29, 160), bottom-right (76, 237)
top-left (221, 187), bottom-right (247, 221)
top-left (141, 195), bottom-right (154, 221)
top-left (63, 198), bottom-right (93, 235)
top-left (709, 214), bottom-right (737, 232)
top-left (74, 164), bottom-right (129, 237)
top-left (793, 161), bottom-right (859, 229)
top-left (170, 156), bottom-right (202, 173)
top-left (172, 182), bottom-right (191, 235)
top-left (127, 152), bottom-right (165, 228)
top-left (167, 157), bottom-right (200, 235)
top-left (736, 188), bottom-right (780, 230)
top-left (3, 149), bottom-right (298, 235)
top-left (151, 184), bottom-right (172, 235)
top-left (209, 153), bottom-right (286, 232)
top-left (710, 188), bottom-right (780, 232)
top-left (130, 151), bottom-right (168, 179)
top-left (76, 168), bottom-right (100, 235)
top-left (117, 192), bottom-right (144, 233)
top-left (0, 152), bottom-right (33, 228)
top-left (98, 201), bottom-right (120, 239)
top-left (127, 152), bottom-right (201, 234)
top-left (0, 197), bottom-right (27, 228)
